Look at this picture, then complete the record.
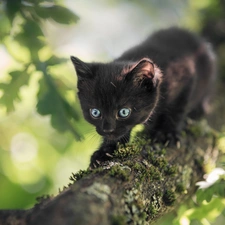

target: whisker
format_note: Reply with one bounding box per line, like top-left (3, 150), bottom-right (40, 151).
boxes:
top-left (84, 129), bottom-right (102, 147)
top-left (125, 134), bottom-right (129, 143)
top-left (110, 82), bottom-right (117, 88)
top-left (121, 136), bottom-right (126, 145)
top-left (121, 133), bottom-right (130, 145)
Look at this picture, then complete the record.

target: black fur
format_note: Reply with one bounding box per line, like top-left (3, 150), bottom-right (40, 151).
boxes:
top-left (71, 27), bottom-right (216, 168)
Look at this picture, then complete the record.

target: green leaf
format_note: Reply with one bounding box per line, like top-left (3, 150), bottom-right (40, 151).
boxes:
top-left (14, 20), bottom-right (45, 60)
top-left (0, 12), bottom-right (11, 40)
top-left (48, 5), bottom-right (79, 24)
top-left (37, 73), bottom-right (81, 140)
top-left (46, 55), bottom-right (67, 66)
top-left (0, 70), bottom-right (30, 112)
top-left (35, 5), bottom-right (51, 19)
top-left (5, 0), bottom-right (21, 23)
top-left (196, 180), bottom-right (225, 204)
top-left (188, 197), bottom-right (225, 221)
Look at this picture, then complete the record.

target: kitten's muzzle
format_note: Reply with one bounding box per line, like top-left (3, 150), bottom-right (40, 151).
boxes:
top-left (96, 128), bottom-right (116, 139)
top-left (103, 129), bottom-right (116, 140)
top-left (103, 128), bottom-right (115, 133)
top-left (104, 131), bottom-right (128, 141)
top-left (102, 119), bottom-right (116, 134)
top-left (98, 130), bottom-right (120, 140)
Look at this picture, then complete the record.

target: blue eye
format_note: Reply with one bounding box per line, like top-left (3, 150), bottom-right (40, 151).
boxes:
top-left (118, 108), bottom-right (131, 118)
top-left (90, 108), bottom-right (101, 118)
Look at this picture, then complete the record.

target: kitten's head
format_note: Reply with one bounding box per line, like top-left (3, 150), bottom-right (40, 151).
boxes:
top-left (71, 56), bottom-right (162, 140)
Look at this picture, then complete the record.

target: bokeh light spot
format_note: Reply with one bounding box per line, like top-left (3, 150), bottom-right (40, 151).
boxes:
top-left (10, 132), bottom-right (38, 162)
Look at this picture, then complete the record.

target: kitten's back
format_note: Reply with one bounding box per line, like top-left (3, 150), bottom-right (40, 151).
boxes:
top-left (116, 27), bottom-right (204, 69)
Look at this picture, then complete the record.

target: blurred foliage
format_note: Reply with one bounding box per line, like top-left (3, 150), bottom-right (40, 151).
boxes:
top-left (0, 1), bottom-right (225, 225)
top-left (0, 0), bottom-right (81, 138)
top-left (184, 0), bottom-right (225, 81)
top-left (0, 0), bottom-right (100, 209)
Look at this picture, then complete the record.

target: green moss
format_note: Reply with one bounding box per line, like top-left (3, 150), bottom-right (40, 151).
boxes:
top-left (133, 162), bottom-right (143, 171)
top-left (155, 190), bottom-right (163, 198)
top-left (69, 167), bottom-right (106, 183)
top-left (147, 192), bottom-right (162, 219)
top-left (69, 169), bottom-right (91, 182)
top-left (133, 162), bottom-right (147, 174)
top-left (163, 190), bottom-right (176, 206)
top-left (160, 148), bottom-right (167, 155)
top-left (132, 160), bottom-right (162, 182)
top-left (35, 195), bottom-right (51, 206)
top-left (109, 164), bottom-right (130, 181)
top-left (123, 160), bottom-right (135, 169)
top-left (164, 165), bottom-right (178, 176)
top-left (148, 204), bottom-right (157, 217)
top-left (147, 151), bottom-right (155, 161)
top-left (175, 183), bottom-right (185, 193)
top-left (111, 215), bottom-right (126, 225)
top-left (145, 143), bottom-right (168, 171)
top-left (133, 135), bottom-right (151, 146)
top-left (152, 156), bottom-right (168, 170)
top-left (114, 135), bottom-right (153, 160)
top-left (140, 211), bottom-right (147, 220)
top-left (148, 166), bottom-right (161, 180)
top-left (114, 143), bottom-right (141, 159)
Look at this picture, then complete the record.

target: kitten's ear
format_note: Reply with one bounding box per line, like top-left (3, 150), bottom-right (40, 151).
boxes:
top-left (70, 56), bottom-right (93, 79)
top-left (125, 58), bottom-right (161, 87)
top-left (130, 58), bottom-right (155, 79)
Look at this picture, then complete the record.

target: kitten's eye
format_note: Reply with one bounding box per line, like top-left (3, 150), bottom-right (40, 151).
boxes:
top-left (90, 108), bottom-right (101, 118)
top-left (118, 108), bottom-right (131, 118)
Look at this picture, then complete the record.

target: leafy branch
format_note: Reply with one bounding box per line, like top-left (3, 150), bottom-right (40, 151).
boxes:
top-left (0, 0), bottom-right (81, 139)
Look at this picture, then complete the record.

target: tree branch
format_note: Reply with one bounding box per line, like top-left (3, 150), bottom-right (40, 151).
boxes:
top-left (0, 120), bottom-right (218, 225)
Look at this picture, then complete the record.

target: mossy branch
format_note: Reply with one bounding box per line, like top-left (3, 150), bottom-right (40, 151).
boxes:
top-left (0, 120), bottom-right (218, 225)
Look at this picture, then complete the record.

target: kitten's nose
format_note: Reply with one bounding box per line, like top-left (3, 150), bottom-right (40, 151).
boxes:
top-left (103, 128), bottom-right (114, 133)
top-left (102, 119), bottom-right (115, 134)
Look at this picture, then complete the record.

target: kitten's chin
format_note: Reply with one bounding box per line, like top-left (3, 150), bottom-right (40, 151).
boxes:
top-left (102, 133), bottom-right (127, 141)
top-left (104, 134), bottom-right (120, 141)
top-left (96, 129), bottom-right (129, 141)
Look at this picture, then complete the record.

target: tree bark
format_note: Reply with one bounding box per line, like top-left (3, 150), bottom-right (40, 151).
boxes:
top-left (0, 119), bottom-right (219, 225)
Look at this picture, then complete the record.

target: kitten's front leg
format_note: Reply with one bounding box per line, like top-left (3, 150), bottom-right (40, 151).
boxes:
top-left (90, 134), bottom-right (130, 168)
top-left (90, 140), bottom-right (116, 168)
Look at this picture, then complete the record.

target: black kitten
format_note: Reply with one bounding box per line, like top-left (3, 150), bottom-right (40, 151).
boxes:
top-left (71, 27), bottom-right (216, 168)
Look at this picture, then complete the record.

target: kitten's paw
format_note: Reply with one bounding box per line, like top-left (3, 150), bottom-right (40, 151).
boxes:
top-left (164, 132), bottom-right (181, 148)
top-left (152, 131), bottom-right (181, 148)
top-left (89, 146), bottom-right (115, 169)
